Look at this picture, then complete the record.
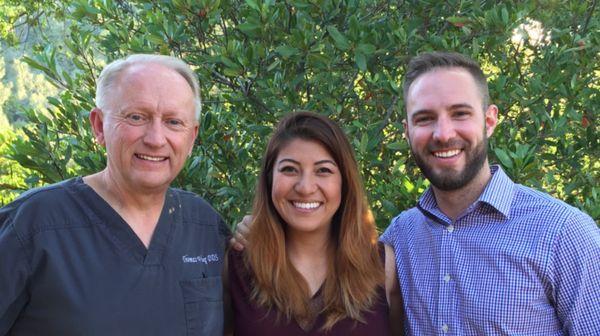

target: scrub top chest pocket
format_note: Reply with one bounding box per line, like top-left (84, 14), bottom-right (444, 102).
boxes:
top-left (180, 276), bottom-right (224, 336)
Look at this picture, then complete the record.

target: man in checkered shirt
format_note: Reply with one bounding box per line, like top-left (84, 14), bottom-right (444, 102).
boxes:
top-left (380, 51), bottom-right (600, 335)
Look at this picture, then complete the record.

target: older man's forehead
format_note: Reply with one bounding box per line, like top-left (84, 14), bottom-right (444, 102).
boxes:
top-left (120, 62), bottom-right (191, 87)
top-left (107, 63), bottom-right (191, 103)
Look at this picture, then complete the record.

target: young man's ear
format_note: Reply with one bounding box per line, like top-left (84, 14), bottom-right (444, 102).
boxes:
top-left (403, 118), bottom-right (410, 146)
top-left (485, 104), bottom-right (499, 138)
top-left (89, 107), bottom-right (106, 146)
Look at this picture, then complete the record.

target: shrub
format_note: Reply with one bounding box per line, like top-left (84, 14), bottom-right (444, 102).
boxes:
top-left (3, 0), bottom-right (598, 227)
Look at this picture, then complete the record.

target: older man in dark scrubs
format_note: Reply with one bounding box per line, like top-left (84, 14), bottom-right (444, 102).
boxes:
top-left (0, 54), bottom-right (229, 336)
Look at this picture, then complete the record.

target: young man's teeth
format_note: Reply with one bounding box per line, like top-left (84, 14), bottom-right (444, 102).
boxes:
top-left (293, 202), bottom-right (320, 209)
top-left (137, 154), bottom-right (165, 161)
top-left (434, 149), bottom-right (460, 158)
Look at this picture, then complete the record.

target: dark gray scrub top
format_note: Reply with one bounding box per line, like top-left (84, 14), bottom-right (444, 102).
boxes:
top-left (0, 177), bottom-right (230, 336)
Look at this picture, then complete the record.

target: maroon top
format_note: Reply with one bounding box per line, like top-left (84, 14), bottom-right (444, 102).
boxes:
top-left (228, 248), bottom-right (390, 336)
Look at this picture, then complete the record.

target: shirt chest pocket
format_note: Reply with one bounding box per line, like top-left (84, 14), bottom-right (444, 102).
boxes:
top-left (180, 276), bottom-right (223, 336)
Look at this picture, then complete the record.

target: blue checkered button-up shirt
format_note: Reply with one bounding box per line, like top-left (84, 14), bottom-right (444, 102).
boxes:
top-left (380, 165), bottom-right (600, 335)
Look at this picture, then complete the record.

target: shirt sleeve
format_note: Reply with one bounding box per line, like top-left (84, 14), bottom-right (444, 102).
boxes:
top-left (548, 211), bottom-right (600, 334)
top-left (379, 215), bottom-right (400, 246)
top-left (218, 216), bottom-right (232, 242)
top-left (0, 209), bottom-right (31, 335)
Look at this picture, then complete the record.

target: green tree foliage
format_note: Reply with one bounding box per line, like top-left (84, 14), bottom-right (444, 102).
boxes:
top-left (0, 58), bottom-right (11, 128)
top-left (0, 57), bottom-right (59, 124)
top-left (0, 1), bottom-right (68, 203)
top-left (0, 128), bottom-right (34, 204)
top-left (1, 0), bottom-right (598, 227)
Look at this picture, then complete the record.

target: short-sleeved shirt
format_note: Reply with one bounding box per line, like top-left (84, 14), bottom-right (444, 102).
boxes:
top-left (228, 248), bottom-right (390, 335)
top-left (380, 165), bottom-right (600, 335)
top-left (0, 177), bottom-right (230, 336)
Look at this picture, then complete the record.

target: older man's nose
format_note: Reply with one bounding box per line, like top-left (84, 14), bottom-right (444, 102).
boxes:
top-left (143, 119), bottom-right (168, 147)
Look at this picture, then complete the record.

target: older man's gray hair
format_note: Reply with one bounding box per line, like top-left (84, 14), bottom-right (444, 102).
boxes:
top-left (95, 54), bottom-right (202, 120)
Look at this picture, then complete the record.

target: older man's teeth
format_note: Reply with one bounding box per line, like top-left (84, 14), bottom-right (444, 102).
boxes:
top-left (136, 154), bottom-right (166, 161)
top-left (434, 149), bottom-right (460, 158)
top-left (293, 202), bottom-right (320, 209)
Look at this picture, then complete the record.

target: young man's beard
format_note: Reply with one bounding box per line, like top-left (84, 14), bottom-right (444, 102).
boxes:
top-left (411, 134), bottom-right (488, 191)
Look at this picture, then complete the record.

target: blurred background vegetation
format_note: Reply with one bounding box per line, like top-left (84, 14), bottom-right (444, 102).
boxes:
top-left (0, 0), bottom-right (598, 228)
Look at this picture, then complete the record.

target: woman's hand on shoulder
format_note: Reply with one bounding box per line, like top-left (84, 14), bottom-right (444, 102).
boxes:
top-left (229, 215), bottom-right (252, 251)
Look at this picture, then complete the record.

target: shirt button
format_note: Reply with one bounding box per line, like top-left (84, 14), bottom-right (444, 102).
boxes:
top-left (442, 324), bottom-right (449, 333)
top-left (447, 225), bottom-right (455, 233)
top-left (443, 274), bottom-right (451, 283)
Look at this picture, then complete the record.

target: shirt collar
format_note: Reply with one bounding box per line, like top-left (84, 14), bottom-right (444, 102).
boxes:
top-left (418, 164), bottom-right (514, 220)
top-left (477, 165), bottom-right (514, 218)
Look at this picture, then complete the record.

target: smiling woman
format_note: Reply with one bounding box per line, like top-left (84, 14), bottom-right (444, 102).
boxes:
top-left (225, 111), bottom-right (398, 335)
top-left (271, 138), bottom-right (342, 241)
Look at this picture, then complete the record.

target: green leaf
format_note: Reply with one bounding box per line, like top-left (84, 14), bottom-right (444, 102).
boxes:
top-left (238, 22), bottom-right (261, 34)
top-left (223, 67), bottom-right (241, 77)
top-left (402, 178), bottom-right (415, 192)
top-left (63, 145), bottom-right (72, 167)
top-left (382, 200), bottom-right (399, 214)
top-left (570, 73), bottom-right (577, 90)
top-left (203, 112), bottom-right (213, 131)
top-left (24, 175), bottom-right (40, 185)
top-left (266, 60), bottom-right (280, 71)
top-left (386, 142), bottom-right (404, 150)
top-left (288, 0), bottom-right (311, 8)
top-left (355, 51), bottom-right (367, 71)
top-left (501, 7), bottom-right (509, 25)
top-left (494, 148), bottom-right (513, 169)
top-left (47, 97), bottom-right (61, 107)
top-left (275, 45), bottom-right (300, 57)
top-left (220, 56), bottom-right (240, 69)
top-left (245, 0), bottom-right (260, 11)
top-left (359, 132), bottom-right (368, 153)
top-left (21, 57), bottom-right (48, 72)
top-left (356, 43), bottom-right (376, 56)
top-left (326, 25), bottom-right (350, 50)
top-left (446, 16), bottom-right (468, 26)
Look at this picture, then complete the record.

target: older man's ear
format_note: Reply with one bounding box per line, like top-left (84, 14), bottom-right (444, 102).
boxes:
top-left (89, 107), bottom-right (106, 146)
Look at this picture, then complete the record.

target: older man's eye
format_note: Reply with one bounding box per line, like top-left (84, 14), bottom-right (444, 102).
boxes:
top-left (165, 119), bottom-right (188, 131)
top-left (167, 119), bottom-right (183, 126)
top-left (126, 114), bottom-right (146, 124)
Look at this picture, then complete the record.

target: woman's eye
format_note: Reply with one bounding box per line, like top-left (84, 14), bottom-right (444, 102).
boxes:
top-left (317, 167), bottom-right (333, 174)
top-left (279, 166), bottom-right (297, 173)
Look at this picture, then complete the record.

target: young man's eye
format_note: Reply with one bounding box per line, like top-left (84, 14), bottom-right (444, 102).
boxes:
top-left (415, 116), bottom-right (433, 124)
top-left (455, 110), bottom-right (471, 118)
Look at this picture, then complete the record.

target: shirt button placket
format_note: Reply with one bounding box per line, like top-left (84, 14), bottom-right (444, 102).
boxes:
top-left (439, 221), bottom-right (455, 336)
top-left (442, 323), bottom-right (449, 334)
top-left (443, 274), bottom-right (451, 283)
